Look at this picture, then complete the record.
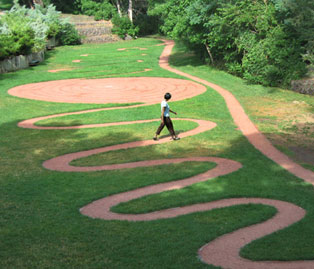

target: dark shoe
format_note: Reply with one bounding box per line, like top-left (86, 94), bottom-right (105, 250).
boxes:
top-left (153, 137), bottom-right (158, 141)
top-left (172, 137), bottom-right (180, 141)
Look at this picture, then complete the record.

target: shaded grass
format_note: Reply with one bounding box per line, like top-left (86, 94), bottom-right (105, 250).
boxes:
top-left (1, 37), bottom-right (314, 268)
top-left (170, 41), bottom-right (314, 170)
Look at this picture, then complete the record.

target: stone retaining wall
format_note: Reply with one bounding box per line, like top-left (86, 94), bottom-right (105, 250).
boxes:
top-left (0, 51), bottom-right (45, 74)
top-left (291, 79), bottom-right (314, 96)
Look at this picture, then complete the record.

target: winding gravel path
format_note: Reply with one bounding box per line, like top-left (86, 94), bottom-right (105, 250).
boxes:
top-left (12, 40), bottom-right (314, 269)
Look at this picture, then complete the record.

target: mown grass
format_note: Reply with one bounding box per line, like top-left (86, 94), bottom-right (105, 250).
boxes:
top-left (1, 37), bottom-right (314, 268)
top-left (169, 41), bottom-right (314, 170)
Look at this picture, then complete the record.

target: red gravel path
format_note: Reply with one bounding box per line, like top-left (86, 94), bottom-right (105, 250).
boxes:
top-left (160, 40), bottom-right (314, 185)
top-left (43, 118), bottom-right (216, 171)
top-left (13, 40), bottom-right (314, 268)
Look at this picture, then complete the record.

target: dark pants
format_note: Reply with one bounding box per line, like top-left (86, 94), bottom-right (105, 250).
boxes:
top-left (156, 116), bottom-right (175, 137)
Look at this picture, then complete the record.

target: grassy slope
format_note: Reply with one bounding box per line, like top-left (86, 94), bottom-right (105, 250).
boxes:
top-left (169, 42), bottom-right (314, 172)
top-left (1, 38), bottom-right (314, 268)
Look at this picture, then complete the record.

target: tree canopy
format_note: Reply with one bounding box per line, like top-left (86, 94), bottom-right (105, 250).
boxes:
top-left (149, 0), bottom-right (314, 86)
top-left (6, 0), bottom-right (313, 87)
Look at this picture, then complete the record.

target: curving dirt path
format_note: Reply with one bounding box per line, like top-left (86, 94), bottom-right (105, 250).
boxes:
top-left (12, 40), bottom-right (314, 268)
top-left (159, 40), bottom-right (314, 185)
top-left (42, 118), bottom-right (217, 172)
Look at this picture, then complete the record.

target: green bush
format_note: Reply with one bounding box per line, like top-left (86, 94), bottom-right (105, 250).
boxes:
top-left (94, 5), bottom-right (115, 21)
top-left (56, 23), bottom-right (81, 45)
top-left (0, 0), bottom-right (13, 10)
top-left (0, 14), bottom-right (35, 59)
top-left (80, 0), bottom-right (98, 16)
top-left (0, 34), bottom-right (16, 60)
top-left (112, 15), bottom-right (139, 39)
top-left (79, 0), bottom-right (115, 20)
top-left (240, 27), bottom-right (307, 86)
top-left (0, 1), bottom-right (81, 60)
top-left (148, 0), bottom-right (311, 87)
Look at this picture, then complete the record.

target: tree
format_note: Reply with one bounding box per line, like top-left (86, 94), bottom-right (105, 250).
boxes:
top-left (277, 0), bottom-right (314, 65)
top-left (18, 0), bottom-right (45, 8)
top-left (110, 0), bottom-right (122, 16)
top-left (128, 0), bottom-right (132, 22)
top-left (147, 0), bottom-right (309, 86)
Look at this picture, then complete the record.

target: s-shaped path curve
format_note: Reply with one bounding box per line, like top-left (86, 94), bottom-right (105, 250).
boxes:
top-left (13, 40), bottom-right (314, 269)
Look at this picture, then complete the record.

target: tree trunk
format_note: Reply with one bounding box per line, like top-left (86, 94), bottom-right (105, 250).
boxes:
top-left (205, 42), bottom-right (214, 64)
top-left (28, 0), bottom-right (34, 9)
top-left (116, 0), bottom-right (122, 17)
top-left (128, 0), bottom-right (133, 23)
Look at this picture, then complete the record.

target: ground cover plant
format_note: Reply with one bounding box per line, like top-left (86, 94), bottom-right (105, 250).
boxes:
top-left (1, 37), bottom-right (314, 268)
top-left (0, 2), bottom-right (80, 60)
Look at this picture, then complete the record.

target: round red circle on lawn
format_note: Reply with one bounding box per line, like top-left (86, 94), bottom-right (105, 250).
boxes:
top-left (8, 77), bottom-right (207, 104)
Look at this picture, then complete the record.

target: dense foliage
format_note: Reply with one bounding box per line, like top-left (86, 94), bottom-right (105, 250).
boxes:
top-left (0, 0), bottom-right (14, 10)
top-left (3, 0), bottom-right (313, 86)
top-left (112, 15), bottom-right (139, 38)
top-left (0, 1), bottom-right (81, 60)
top-left (13, 1), bottom-right (157, 37)
top-left (148, 0), bottom-right (314, 87)
top-left (56, 23), bottom-right (81, 46)
top-left (75, 0), bottom-right (115, 21)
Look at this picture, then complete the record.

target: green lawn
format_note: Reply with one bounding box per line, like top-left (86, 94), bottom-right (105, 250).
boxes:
top-left (1, 38), bottom-right (314, 268)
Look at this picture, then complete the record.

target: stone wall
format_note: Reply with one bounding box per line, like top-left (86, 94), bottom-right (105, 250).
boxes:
top-left (0, 51), bottom-right (45, 74)
top-left (291, 79), bottom-right (314, 96)
top-left (63, 14), bottom-right (121, 44)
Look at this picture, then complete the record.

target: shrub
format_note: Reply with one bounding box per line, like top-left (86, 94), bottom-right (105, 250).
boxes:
top-left (0, 1), bottom-right (81, 60)
top-left (7, 2), bottom-right (57, 51)
top-left (56, 23), bottom-right (81, 45)
top-left (240, 27), bottom-right (307, 86)
top-left (79, 0), bottom-right (115, 20)
top-left (0, 14), bottom-right (35, 59)
top-left (80, 0), bottom-right (98, 16)
top-left (112, 15), bottom-right (139, 39)
top-left (94, 4), bottom-right (115, 21)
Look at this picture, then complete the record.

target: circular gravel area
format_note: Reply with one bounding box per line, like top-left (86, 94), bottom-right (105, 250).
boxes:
top-left (8, 77), bottom-right (207, 104)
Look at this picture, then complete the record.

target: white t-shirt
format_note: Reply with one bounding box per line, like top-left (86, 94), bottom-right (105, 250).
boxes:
top-left (161, 100), bottom-right (170, 117)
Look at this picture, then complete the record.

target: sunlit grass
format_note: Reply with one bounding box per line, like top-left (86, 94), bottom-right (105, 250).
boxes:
top-left (1, 38), bottom-right (314, 268)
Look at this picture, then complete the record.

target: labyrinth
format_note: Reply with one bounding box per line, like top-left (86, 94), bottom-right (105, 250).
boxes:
top-left (8, 40), bottom-right (314, 268)
top-left (8, 77), bottom-right (206, 104)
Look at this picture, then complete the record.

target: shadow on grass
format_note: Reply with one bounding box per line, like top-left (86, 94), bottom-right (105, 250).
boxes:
top-left (2, 115), bottom-right (314, 267)
top-left (36, 120), bottom-right (86, 128)
top-left (3, 112), bottom-right (313, 190)
top-left (36, 49), bottom-right (59, 67)
top-left (168, 50), bottom-right (206, 68)
top-left (0, 118), bottom-right (149, 177)
top-left (0, 71), bottom-right (18, 86)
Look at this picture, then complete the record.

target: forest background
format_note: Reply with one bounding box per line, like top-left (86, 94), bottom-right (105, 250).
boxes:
top-left (1, 0), bottom-right (314, 88)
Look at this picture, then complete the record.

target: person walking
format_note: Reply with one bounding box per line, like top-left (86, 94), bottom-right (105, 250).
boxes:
top-left (153, 93), bottom-right (180, 141)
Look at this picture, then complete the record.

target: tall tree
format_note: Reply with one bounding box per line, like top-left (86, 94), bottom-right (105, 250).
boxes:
top-left (111, 0), bottom-right (122, 17)
top-left (128, 0), bottom-right (133, 22)
top-left (148, 0), bottom-right (308, 86)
